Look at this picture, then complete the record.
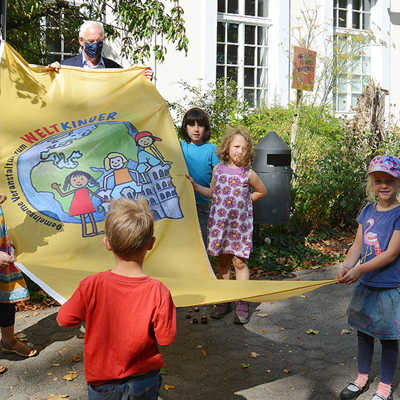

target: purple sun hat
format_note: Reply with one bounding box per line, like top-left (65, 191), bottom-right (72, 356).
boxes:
top-left (368, 155), bottom-right (400, 178)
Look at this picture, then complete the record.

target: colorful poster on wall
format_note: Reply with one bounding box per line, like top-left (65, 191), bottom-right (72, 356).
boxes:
top-left (292, 46), bottom-right (317, 91)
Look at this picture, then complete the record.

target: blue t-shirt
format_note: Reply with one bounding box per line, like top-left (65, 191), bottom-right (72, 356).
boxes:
top-left (358, 203), bottom-right (400, 288)
top-left (180, 141), bottom-right (219, 204)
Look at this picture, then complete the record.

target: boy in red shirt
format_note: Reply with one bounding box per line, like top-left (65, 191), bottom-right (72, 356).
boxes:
top-left (57, 197), bottom-right (176, 400)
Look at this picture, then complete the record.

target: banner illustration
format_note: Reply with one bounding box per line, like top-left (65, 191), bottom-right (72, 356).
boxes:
top-left (0, 41), bottom-right (336, 307)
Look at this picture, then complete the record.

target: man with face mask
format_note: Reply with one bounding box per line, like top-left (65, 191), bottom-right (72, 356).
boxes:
top-left (49, 21), bottom-right (153, 80)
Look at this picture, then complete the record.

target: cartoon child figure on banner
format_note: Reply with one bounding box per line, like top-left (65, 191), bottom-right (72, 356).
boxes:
top-left (102, 152), bottom-right (142, 200)
top-left (135, 131), bottom-right (165, 174)
top-left (51, 171), bottom-right (104, 238)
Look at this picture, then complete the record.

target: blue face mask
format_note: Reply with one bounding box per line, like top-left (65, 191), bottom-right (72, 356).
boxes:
top-left (84, 41), bottom-right (103, 58)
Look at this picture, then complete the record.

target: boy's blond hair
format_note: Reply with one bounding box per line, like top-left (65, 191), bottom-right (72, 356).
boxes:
top-left (105, 197), bottom-right (154, 260)
top-left (216, 127), bottom-right (254, 167)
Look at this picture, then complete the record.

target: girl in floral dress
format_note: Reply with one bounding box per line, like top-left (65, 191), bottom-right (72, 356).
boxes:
top-left (0, 194), bottom-right (37, 375)
top-left (187, 127), bottom-right (266, 324)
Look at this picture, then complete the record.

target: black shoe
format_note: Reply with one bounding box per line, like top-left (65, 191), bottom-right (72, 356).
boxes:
top-left (340, 381), bottom-right (370, 400)
top-left (210, 302), bottom-right (231, 319)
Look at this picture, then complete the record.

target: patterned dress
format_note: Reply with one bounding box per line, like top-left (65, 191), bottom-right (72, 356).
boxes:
top-left (0, 206), bottom-right (29, 303)
top-left (207, 163), bottom-right (253, 259)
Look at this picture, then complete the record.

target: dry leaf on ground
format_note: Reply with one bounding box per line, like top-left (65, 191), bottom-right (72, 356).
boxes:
top-left (250, 352), bottom-right (259, 358)
top-left (163, 384), bottom-right (176, 390)
top-left (306, 329), bottom-right (319, 335)
top-left (71, 355), bottom-right (81, 363)
top-left (63, 371), bottom-right (78, 381)
top-left (241, 363), bottom-right (250, 368)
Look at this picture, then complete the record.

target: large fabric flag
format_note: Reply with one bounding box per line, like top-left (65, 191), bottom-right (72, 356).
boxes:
top-left (0, 42), bottom-right (336, 306)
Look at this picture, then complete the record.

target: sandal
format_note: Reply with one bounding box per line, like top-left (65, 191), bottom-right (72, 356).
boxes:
top-left (0, 365), bottom-right (7, 374)
top-left (0, 340), bottom-right (37, 357)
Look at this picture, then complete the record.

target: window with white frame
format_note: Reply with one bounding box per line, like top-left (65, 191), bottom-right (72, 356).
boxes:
top-left (333, 0), bottom-right (371, 112)
top-left (217, 0), bottom-right (270, 108)
top-left (43, 6), bottom-right (80, 63)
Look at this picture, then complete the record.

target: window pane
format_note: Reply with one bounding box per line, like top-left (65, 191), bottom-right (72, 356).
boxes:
top-left (227, 44), bottom-right (238, 64)
top-left (351, 75), bottom-right (362, 93)
top-left (245, 25), bottom-right (256, 45)
top-left (362, 75), bottom-right (369, 88)
top-left (216, 66), bottom-right (225, 80)
top-left (339, 9), bottom-right (347, 27)
top-left (352, 57), bottom-right (361, 74)
top-left (227, 66), bottom-right (238, 82)
top-left (333, 9), bottom-right (337, 27)
top-left (245, 46), bottom-right (255, 65)
top-left (352, 12), bottom-right (360, 29)
top-left (363, 0), bottom-right (371, 11)
top-left (245, 0), bottom-right (255, 16)
top-left (217, 22), bottom-right (225, 42)
top-left (338, 75), bottom-right (347, 93)
top-left (362, 57), bottom-right (370, 74)
top-left (363, 13), bottom-right (370, 29)
top-left (338, 94), bottom-right (347, 111)
top-left (257, 89), bottom-right (267, 107)
top-left (353, 0), bottom-right (361, 10)
top-left (47, 32), bottom-right (61, 52)
top-left (244, 68), bottom-right (255, 86)
top-left (218, 0), bottom-right (225, 12)
top-left (339, 0), bottom-right (347, 8)
top-left (257, 26), bottom-right (268, 45)
top-left (334, 0), bottom-right (338, 6)
top-left (47, 53), bottom-right (58, 63)
top-left (217, 44), bottom-right (225, 64)
top-left (257, 47), bottom-right (267, 66)
top-left (227, 23), bottom-right (238, 43)
top-left (228, 0), bottom-right (239, 14)
top-left (257, 68), bottom-right (267, 86)
top-left (258, 0), bottom-right (268, 17)
top-left (351, 94), bottom-right (359, 108)
top-left (63, 29), bottom-right (77, 54)
top-left (244, 89), bottom-right (255, 107)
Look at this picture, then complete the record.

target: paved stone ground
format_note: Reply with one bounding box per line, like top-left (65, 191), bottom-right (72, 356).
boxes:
top-left (1, 265), bottom-right (397, 399)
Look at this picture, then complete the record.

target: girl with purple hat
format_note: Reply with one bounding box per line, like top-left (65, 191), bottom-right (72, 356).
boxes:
top-left (338, 155), bottom-right (400, 400)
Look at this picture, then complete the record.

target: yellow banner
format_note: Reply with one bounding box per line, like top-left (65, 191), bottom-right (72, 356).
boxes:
top-left (0, 42), bottom-right (336, 307)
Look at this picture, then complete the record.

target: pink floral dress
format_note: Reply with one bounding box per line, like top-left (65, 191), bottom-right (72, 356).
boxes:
top-left (207, 163), bottom-right (253, 259)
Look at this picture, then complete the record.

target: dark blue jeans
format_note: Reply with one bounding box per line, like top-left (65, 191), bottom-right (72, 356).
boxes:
top-left (87, 370), bottom-right (161, 400)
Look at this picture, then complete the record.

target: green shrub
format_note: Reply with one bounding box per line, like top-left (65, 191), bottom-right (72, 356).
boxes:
top-left (168, 80), bottom-right (400, 233)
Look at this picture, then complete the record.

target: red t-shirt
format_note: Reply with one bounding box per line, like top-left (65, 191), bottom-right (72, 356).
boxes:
top-left (57, 271), bottom-right (176, 385)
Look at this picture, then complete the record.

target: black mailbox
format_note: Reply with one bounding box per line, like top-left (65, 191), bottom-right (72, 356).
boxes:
top-left (252, 131), bottom-right (291, 225)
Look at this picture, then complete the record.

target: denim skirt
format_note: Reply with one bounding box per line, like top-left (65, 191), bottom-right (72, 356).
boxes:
top-left (347, 283), bottom-right (400, 339)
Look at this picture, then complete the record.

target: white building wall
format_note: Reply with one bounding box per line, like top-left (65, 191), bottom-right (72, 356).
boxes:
top-left (268, 0), bottom-right (291, 106)
top-left (117, 0), bottom-right (400, 117)
top-left (150, 0), bottom-right (217, 105)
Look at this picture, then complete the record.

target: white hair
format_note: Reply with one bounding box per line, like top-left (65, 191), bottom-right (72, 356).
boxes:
top-left (79, 21), bottom-right (104, 39)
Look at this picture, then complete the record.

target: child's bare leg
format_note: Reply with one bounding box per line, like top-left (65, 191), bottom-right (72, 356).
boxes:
top-left (216, 254), bottom-right (232, 280)
top-left (211, 254), bottom-right (233, 319)
top-left (232, 256), bottom-right (249, 280)
top-left (232, 256), bottom-right (250, 324)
